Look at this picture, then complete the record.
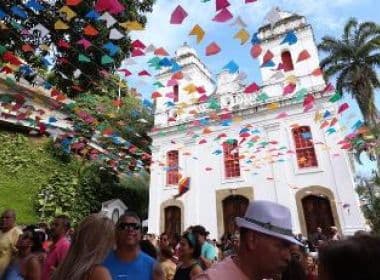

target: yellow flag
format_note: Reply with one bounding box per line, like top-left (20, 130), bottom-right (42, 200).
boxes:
top-left (183, 83), bottom-right (197, 94)
top-left (54, 20), bottom-right (69, 30)
top-left (189, 24), bottom-right (205, 44)
top-left (266, 102), bottom-right (280, 110)
top-left (314, 111), bottom-right (322, 123)
top-left (233, 115), bottom-right (243, 122)
top-left (234, 28), bottom-right (250, 45)
top-left (119, 21), bottom-right (144, 31)
top-left (39, 44), bottom-right (50, 51)
top-left (285, 75), bottom-right (297, 84)
top-left (59, 6), bottom-right (77, 21)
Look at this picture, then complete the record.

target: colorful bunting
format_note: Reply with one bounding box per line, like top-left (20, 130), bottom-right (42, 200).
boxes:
top-left (297, 50), bottom-right (311, 62)
top-left (170, 5), bottom-right (188, 24)
top-left (206, 42), bottom-right (221, 56)
top-left (234, 29), bottom-right (250, 45)
top-left (212, 8), bottom-right (233, 22)
top-left (189, 24), bottom-right (205, 44)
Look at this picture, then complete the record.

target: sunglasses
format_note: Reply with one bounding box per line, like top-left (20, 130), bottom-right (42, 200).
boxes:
top-left (117, 222), bottom-right (141, 231)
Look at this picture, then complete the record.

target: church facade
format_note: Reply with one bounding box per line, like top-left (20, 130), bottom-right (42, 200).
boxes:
top-left (148, 11), bottom-right (366, 239)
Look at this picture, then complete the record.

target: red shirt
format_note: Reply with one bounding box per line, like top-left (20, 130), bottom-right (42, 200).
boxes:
top-left (42, 237), bottom-right (70, 280)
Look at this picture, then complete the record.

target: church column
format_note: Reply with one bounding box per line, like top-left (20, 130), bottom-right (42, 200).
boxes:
top-left (148, 145), bottom-right (161, 234)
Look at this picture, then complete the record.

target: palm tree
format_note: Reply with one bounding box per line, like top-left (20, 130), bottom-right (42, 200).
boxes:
top-left (318, 18), bottom-right (380, 175)
top-left (318, 18), bottom-right (380, 127)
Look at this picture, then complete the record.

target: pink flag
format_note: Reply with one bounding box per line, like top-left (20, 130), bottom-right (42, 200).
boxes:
top-left (95, 0), bottom-right (125, 15)
top-left (250, 44), bottom-right (262, 58)
top-left (283, 83), bottom-right (296, 95)
top-left (167, 79), bottom-right (178, 86)
top-left (170, 5), bottom-right (188, 24)
top-left (131, 49), bottom-right (145, 57)
top-left (76, 38), bottom-right (91, 49)
top-left (245, 0), bottom-right (257, 2)
top-left (244, 82), bottom-right (260, 94)
top-left (131, 40), bottom-right (146, 49)
top-left (154, 47), bottom-right (169, 56)
top-left (138, 70), bottom-right (151, 76)
top-left (338, 102), bottom-right (349, 114)
top-left (216, 0), bottom-right (230, 11)
top-left (212, 8), bottom-right (233, 23)
top-left (262, 50), bottom-right (274, 64)
top-left (276, 112), bottom-right (289, 119)
top-left (297, 50), bottom-right (311, 62)
top-left (118, 68), bottom-right (132, 76)
top-left (206, 42), bottom-right (221, 56)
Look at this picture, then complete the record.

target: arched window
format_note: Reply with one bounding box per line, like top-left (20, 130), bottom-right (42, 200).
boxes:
top-left (281, 51), bottom-right (294, 72)
top-left (173, 85), bottom-right (179, 102)
top-left (166, 150), bottom-right (179, 185)
top-left (292, 126), bottom-right (318, 168)
top-left (223, 140), bottom-right (241, 178)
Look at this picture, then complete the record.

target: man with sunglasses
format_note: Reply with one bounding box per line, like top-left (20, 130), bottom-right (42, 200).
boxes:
top-left (103, 211), bottom-right (156, 279)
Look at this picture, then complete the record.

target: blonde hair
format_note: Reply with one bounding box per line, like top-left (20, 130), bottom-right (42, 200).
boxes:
top-left (52, 214), bottom-right (115, 280)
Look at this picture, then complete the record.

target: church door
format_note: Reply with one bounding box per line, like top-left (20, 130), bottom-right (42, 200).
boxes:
top-left (164, 206), bottom-right (181, 240)
top-left (302, 195), bottom-right (335, 236)
top-left (222, 195), bottom-right (249, 235)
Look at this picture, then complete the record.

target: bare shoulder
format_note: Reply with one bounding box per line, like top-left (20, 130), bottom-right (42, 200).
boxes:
top-left (88, 266), bottom-right (112, 280)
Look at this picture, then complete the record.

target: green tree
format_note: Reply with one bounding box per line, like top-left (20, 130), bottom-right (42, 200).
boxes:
top-left (0, 0), bottom-right (154, 96)
top-left (356, 175), bottom-right (380, 235)
top-left (318, 18), bottom-right (380, 172)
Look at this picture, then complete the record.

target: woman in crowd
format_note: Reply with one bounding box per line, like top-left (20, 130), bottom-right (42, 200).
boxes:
top-left (318, 235), bottom-right (380, 280)
top-left (159, 246), bottom-right (176, 280)
top-left (52, 214), bottom-right (114, 280)
top-left (4, 225), bottom-right (46, 280)
top-left (173, 232), bottom-right (202, 280)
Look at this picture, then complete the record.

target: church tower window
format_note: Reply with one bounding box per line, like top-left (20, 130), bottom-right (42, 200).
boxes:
top-left (223, 140), bottom-right (241, 178)
top-left (281, 51), bottom-right (294, 72)
top-left (166, 150), bottom-right (179, 185)
top-left (173, 85), bottom-right (179, 102)
top-left (292, 126), bottom-right (318, 168)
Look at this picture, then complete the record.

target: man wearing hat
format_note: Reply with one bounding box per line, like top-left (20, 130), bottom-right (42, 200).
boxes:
top-left (194, 200), bottom-right (302, 280)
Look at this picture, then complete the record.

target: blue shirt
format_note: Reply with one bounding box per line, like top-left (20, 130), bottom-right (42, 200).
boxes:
top-left (103, 250), bottom-right (155, 280)
top-left (201, 242), bottom-right (217, 261)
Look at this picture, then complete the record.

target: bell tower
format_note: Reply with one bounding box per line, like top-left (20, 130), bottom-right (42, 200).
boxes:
top-left (257, 8), bottom-right (325, 98)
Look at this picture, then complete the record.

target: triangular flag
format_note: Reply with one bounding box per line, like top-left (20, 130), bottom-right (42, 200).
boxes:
top-left (170, 5), bottom-right (188, 24)
top-left (311, 68), bottom-right (323, 76)
top-left (78, 54), bottom-right (91, 63)
top-left (109, 28), bottom-right (124, 40)
top-left (95, 0), bottom-right (125, 15)
top-left (59, 6), bottom-right (77, 21)
top-left (189, 24), bottom-right (205, 44)
top-left (83, 24), bottom-right (99, 36)
top-left (262, 50), bottom-right (274, 64)
top-left (206, 42), bottom-right (221, 56)
top-left (54, 20), bottom-right (69, 30)
top-left (297, 50), bottom-right (311, 62)
top-left (154, 47), bottom-right (169, 56)
top-left (131, 39), bottom-right (146, 49)
top-left (329, 92), bottom-right (342, 103)
top-left (223, 60), bottom-right (239, 73)
top-left (281, 30), bottom-right (297, 45)
top-left (138, 70), bottom-right (151, 76)
top-left (250, 44), bottom-right (262, 58)
top-left (119, 21), bottom-right (144, 31)
top-left (283, 84), bottom-right (296, 95)
top-left (216, 0), bottom-right (230, 11)
top-left (67, 0), bottom-right (82, 6)
top-left (99, 12), bottom-right (117, 28)
top-left (131, 49), bottom-right (145, 57)
top-left (101, 55), bottom-right (114, 64)
top-left (234, 28), bottom-right (250, 45)
top-left (231, 16), bottom-right (247, 28)
top-left (338, 102), bottom-right (349, 114)
top-left (212, 8), bottom-right (233, 22)
top-left (244, 82), bottom-right (260, 94)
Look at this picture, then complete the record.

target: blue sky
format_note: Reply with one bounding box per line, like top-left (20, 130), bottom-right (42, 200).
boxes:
top-left (125, 0), bottom-right (379, 176)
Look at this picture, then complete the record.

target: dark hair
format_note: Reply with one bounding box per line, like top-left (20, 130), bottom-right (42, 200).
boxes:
top-left (281, 258), bottom-right (307, 280)
top-left (183, 232), bottom-right (201, 259)
top-left (55, 215), bottom-right (71, 231)
top-left (23, 225), bottom-right (45, 253)
top-left (160, 246), bottom-right (174, 259)
top-left (140, 240), bottom-right (157, 259)
top-left (118, 211), bottom-right (141, 225)
top-left (319, 236), bottom-right (380, 280)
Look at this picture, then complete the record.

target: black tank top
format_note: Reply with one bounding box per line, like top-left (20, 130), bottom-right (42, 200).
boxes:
top-left (173, 262), bottom-right (198, 280)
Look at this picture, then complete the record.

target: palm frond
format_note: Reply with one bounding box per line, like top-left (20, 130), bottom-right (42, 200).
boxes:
top-left (365, 54), bottom-right (380, 67)
top-left (335, 67), bottom-right (351, 94)
top-left (356, 21), bottom-right (380, 46)
top-left (343, 17), bottom-right (358, 43)
top-left (319, 56), bottom-right (336, 69)
top-left (323, 63), bottom-right (347, 79)
top-left (357, 36), bottom-right (380, 58)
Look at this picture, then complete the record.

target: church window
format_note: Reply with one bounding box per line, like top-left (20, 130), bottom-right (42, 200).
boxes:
top-left (281, 51), bottom-right (294, 72)
top-left (292, 126), bottom-right (318, 168)
top-left (223, 140), bottom-right (241, 178)
top-left (166, 150), bottom-right (179, 185)
top-left (173, 85), bottom-right (179, 102)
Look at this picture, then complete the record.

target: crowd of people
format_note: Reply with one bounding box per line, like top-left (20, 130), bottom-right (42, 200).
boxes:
top-left (1, 200), bottom-right (380, 280)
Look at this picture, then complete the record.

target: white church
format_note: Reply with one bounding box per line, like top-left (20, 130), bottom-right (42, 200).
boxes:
top-left (147, 10), bottom-right (367, 240)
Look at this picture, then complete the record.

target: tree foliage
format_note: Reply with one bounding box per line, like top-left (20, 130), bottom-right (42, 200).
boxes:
top-left (0, 0), bottom-right (154, 96)
top-left (318, 18), bottom-right (380, 127)
top-left (356, 176), bottom-right (380, 235)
